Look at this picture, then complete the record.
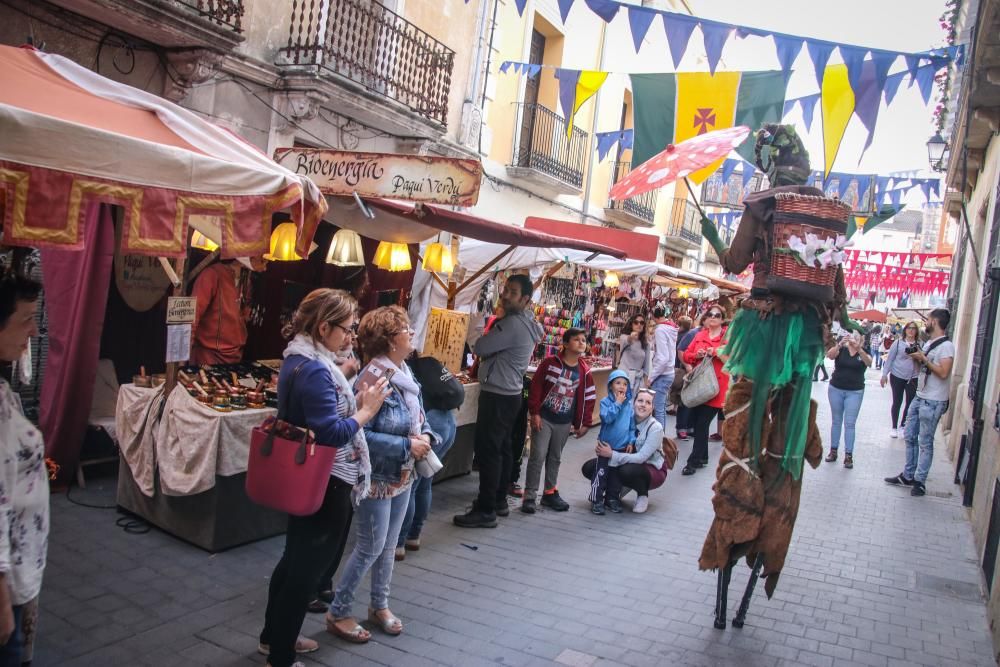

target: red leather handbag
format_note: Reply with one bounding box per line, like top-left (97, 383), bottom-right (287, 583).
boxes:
top-left (245, 362), bottom-right (338, 516)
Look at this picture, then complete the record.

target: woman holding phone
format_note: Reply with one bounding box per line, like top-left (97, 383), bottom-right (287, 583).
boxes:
top-left (824, 332), bottom-right (872, 469)
top-left (327, 306), bottom-right (435, 643)
top-left (880, 321), bottom-right (921, 438)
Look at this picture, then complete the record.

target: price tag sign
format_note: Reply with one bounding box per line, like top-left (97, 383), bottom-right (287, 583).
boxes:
top-left (166, 297), bottom-right (197, 324)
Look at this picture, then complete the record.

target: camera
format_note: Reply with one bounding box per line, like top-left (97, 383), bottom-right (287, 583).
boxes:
top-left (905, 344), bottom-right (920, 355)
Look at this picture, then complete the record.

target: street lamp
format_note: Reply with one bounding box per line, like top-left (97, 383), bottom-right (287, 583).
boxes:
top-left (927, 132), bottom-right (947, 172)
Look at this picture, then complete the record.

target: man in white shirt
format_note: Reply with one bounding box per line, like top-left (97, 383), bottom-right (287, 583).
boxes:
top-left (884, 309), bottom-right (955, 497)
top-left (647, 306), bottom-right (678, 429)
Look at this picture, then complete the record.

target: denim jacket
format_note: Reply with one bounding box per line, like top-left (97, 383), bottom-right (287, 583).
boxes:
top-left (362, 377), bottom-right (439, 484)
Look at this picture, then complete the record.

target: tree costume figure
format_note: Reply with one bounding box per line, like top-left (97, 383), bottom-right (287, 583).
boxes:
top-left (696, 124), bottom-right (861, 629)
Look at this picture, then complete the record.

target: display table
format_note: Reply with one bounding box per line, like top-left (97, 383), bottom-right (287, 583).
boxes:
top-left (115, 384), bottom-right (285, 551)
top-left (436, 381), bottom-right (479, 482)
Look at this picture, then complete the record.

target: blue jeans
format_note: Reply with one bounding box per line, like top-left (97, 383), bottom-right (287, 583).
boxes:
top-left (330, 490), bottom-right (410, 616)
top-left (828, 386), bottom-right (864, 454)
top-left (903, 397), bottom-right (948, 483)
top-left (397, 409), bottom-right (456, 547)
top-left (650, 373), bottom-right (674, 430)
top-left (0, 605), bottom-right (23, 667)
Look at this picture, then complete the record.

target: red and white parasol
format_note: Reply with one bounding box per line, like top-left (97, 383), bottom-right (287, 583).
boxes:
top-left (609, 126), bottom-right (752, 202)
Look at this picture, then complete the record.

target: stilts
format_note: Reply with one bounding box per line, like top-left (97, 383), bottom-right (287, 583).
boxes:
top-left (732, 553), bottom-right (765, 628)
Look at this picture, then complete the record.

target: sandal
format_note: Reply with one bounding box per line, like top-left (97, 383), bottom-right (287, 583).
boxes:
top-left (326, 614), bottom-right (371, 644)
top-left (369, 607), bottom-right (403, 636)
top-left (825, 449), bottom-right (838, 463)
top-left (844, 454), bottom-right (854, 469)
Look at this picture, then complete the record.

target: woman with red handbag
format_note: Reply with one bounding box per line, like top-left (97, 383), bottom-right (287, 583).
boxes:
top-left (258, 289), bottom-right (387, 667)
top-left (327, 306), bottom-right (435, 643)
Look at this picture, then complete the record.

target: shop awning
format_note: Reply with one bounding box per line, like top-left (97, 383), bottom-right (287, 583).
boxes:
top-left (325, 198), bottom-right (626, 258)
top-left (656, 264), bottom-right (710, 287)
top-left (0, 45), bottom-right (326, 257)
top-left (524, 216), bottom-right (660, 262)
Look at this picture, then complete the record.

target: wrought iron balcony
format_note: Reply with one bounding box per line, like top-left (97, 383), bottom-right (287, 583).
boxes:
top-left (174, 0), bottom-right (243, 31)
top-left (607, 161), bottom-right (657, 225)
top-left (509, 103), bottom-right (587, 191)
top-left (665, 198), bottom-right (704, 248)
top-left (280, 0), bottom-right (455, 126)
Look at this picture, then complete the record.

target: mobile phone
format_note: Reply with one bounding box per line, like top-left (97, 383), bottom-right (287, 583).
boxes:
top-left (383, 368), bottom-right (396, 383)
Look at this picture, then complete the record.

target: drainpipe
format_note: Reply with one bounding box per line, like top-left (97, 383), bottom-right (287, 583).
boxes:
top-left (580, 20), bottom-right (608, 222)
top-left (964, 265), bottom-right (1000, 507)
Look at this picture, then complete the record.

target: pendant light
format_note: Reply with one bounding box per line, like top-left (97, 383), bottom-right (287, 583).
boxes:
top-left (325, 229), bottom-right (365, 266)
top-left (265, 222), bottom-right (303, 261)
top-left (422, 242), bottom-right (454, 273)
top-left (678, 286), bottom-right (690, 299)
top-left (190, 230), bottom-right (219, 252)
top-left (603, 271), bottom-right (620, 289)
top-left (373, 241), bottom-right (411, 272)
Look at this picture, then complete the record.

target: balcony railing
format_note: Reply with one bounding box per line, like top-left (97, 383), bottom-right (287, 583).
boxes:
top-left (666, 198), bottom-right (703, 245)
top-left (511, 103), bottom-right (588, 188)
top-left (175, 0), bottom-right (244, 32)
top-left (280, 0), bottom-right (454, 126)
top-left (608, 161), bottom-right (657, 224)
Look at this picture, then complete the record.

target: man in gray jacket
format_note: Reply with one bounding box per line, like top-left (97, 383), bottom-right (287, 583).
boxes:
top-left (455, 274), bottom-right (543, 528)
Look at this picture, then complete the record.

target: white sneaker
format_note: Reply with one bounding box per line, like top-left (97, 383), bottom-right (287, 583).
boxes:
top-left (633, 495), bottom-right (649, 513)
top-left (890, 428), bottom-right (898, 439)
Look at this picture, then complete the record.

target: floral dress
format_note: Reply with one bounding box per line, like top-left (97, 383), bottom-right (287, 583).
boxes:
top-left (0, 379), bottom-right (49, 606)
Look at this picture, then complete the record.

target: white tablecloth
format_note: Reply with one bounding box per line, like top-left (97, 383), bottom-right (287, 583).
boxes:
top-left (116, 384), bottom-right (276, 497)
top-left (455, 382), bottom-right (480, 427)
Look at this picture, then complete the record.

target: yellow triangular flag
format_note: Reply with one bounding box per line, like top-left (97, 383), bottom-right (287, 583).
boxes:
top-left (566, 71), bottom-right (609, 138)
top-left (821, 63), bottom-right (855, 177)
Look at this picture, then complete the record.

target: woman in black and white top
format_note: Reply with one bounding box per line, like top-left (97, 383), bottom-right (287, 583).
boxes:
top-left (879, 321), bottom-right (920, 439)
top-left (616, 313), bottom-right (651, 390)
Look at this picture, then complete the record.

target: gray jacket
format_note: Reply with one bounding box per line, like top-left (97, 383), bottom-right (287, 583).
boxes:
top-left (474, 310), bottom-right (543, 395)
top-left (610, 414), bottom-right (665, 469)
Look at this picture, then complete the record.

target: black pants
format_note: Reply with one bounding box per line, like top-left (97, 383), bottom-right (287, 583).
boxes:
top-left (261, 477), bottom-right (354, 667)
top-left (509, 381), bottom-right (531, 485)
top-left (687, 404), bottom-right (722, 467)
top-left (582, 459), bottom-right (652, 496)
top-left (676, 403), bottom-right (692, 432)
top-left (474, 390), bottom-right (523, 513)
top-left (813, 363), bottom-right (829, 381)
top-left (315, 504), bottom-right (355, 594)
top-left (889, 373), bottom-right (917, 429)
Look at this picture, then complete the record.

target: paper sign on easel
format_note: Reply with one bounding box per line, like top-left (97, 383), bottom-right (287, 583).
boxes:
top-left (166, 324), bottom-right (191, 363)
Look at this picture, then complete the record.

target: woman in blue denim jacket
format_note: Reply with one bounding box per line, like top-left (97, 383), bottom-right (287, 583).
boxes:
top-left (327, 306), bottom-right (435, 643)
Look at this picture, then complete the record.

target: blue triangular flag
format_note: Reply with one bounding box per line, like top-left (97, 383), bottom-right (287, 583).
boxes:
top-left (721, 158), bottom-right (738, 183)
top-left (930, 178), bottom-right (940, 198)
top-left (701, 22), bottom-right (731, 75)
top-left (584, 0), bottom-right (619, 22)
top-left (889, 189), bottom-right (903, 208)
top-left (904, 53), bottom-right (921, 81)
top-left (628, 6), bottom-right (656, 53)
top-left (799, 94), bottom-right (819, 131)
top-left (875, 176), bottom-right (890, 206)
top-left (663, 13), bottom-right (698, 69)
top-left (527, 64), bottom-right (542, 78)
top-left (853, 59), bottom-right (883, 154)
top-left (514, 0), bottom-right (528, 16)
top-left (807, 41), bottom-right (835, 90)
top-left (741, 162), bottom-right (755, 189)
top-left (596, 132), bottom-right (619, 162)
top-left (620, 129), bottom-right (634, 150)
top-left (884, 71), bottom-right (906, 104)
top-left (839, 45), bottom-right (869, 93)
top-left (782, 98), bottom-right (796, 117)
top-left (870, 51), bottom-right (896, 96)
top-left (919, 179), bottom-right (932, 202)
top-left (500, 61), bottom-right (512, 74)
top-left (914, 65), bottom-right (936, 104)
top-left (555, 68), bottom-right (581, 119)
top-left (557, 0), bottom-right (575, 23)
top-left (773, 34), bottom-right (804, 82)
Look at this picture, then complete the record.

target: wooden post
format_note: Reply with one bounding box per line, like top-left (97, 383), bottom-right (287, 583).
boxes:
top-left (447, 245), bottom-right (517, 309)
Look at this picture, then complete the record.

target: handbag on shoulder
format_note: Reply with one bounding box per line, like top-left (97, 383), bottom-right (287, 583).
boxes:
top-left (680, 356), bottom-right (720, 408)
top-left (246, 362), bottom-right (338, 516)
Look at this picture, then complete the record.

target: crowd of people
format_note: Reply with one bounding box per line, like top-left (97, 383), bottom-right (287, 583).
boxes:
top-left (0, 267), bottom-right (957, 666)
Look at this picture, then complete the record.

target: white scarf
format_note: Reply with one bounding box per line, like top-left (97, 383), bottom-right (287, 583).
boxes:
top-left (373, 355), bottom-right (423, 435)
top-left (283, 334), bottom-right (371, 503)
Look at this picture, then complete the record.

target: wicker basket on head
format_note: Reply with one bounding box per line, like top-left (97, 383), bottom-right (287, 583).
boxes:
top-left (766, 193), bottom-right (851, 302)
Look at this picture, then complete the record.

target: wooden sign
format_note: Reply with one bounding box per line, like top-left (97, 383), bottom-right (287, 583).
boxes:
top-left (274, 148), bottom-right (482, 206)
top-left (166, 297), bottom-right (197, 324)
top-left (422, 308), bottom-right (470, 375)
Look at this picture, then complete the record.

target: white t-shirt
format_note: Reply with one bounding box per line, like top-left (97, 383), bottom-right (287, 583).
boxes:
top-left (916, 336), bottom-right (955, 402)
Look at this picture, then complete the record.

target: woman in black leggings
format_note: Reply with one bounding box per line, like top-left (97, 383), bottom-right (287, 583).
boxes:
top-left (880, 321), bottom-right (920, 439)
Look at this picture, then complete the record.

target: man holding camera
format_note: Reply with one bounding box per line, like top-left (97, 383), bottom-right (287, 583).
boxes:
top-left (884, 309), bottom-right (954, 497)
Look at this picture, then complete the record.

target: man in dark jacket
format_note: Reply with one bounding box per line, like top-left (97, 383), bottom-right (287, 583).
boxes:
top-left (455, 275), bottom-right (543, 528)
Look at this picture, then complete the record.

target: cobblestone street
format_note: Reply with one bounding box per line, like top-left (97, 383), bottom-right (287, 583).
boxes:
top-left (36, 368), bottom-right (995, 666)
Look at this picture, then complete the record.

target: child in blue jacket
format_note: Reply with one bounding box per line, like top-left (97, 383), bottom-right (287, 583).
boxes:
top-left (590, 369), bottom-right (635, 514)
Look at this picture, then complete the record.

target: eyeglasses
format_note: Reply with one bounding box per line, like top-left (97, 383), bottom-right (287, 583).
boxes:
top-left (706, 312), bottom-right (723, 318)
top-left (633, 320), bottom-right (645, 326)
top-left (333, 322), bottom-right (358, 335)
top-left (394, 327), bottom-right (415, 337)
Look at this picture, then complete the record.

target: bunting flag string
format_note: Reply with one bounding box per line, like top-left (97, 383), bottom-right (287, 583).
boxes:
top-left (482, 0), bottom-right (963, 92)
top-left (555, 69), bottom-right (609, 138)
top-left (595, 129), bottom-right (634, 162)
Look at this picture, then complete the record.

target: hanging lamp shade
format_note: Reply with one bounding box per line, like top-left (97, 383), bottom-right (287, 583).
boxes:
top-left (326, 229), bottom-right (365, 266)
top-left (373, 241), bottom-right (411, 272)
top-left (190, 230), bottom-right (219, 252)
top-left (422, 242), bottom-right (454, 273)
top-left (604, 271), bottom-right (620, 289)
top-left (677, 286), bottom-right (690, 298)
top-left (266, 222), bottom-right (303, 261)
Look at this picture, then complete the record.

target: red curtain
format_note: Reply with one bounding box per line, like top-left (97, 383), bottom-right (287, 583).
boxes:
top-left (39, 204), bottom-right (115, 487)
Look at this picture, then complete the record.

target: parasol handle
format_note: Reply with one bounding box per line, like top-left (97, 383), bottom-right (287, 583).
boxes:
top-left (683, 177), bottom-right (708, 220)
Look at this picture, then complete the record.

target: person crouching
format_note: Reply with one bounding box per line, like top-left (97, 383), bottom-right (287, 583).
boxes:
top-left (590, 370), bottom-right (635, 514)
